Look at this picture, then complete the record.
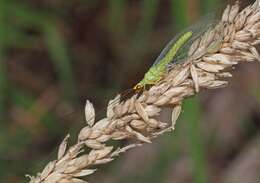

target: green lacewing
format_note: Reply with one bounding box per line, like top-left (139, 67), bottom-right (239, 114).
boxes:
top-left (133, 31), bottom-right (193, 90)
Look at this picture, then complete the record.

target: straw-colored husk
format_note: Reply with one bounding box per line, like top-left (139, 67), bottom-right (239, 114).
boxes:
top-left (28, 1), bottom-right (260, 182)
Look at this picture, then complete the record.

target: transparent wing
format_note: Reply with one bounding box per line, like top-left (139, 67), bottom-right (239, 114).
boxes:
top-left (152, 13), bottom-right (217, 67)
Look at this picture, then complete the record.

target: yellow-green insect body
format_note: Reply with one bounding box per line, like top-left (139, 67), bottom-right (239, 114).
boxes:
top-left (134, 31), bottom-right (193, 90)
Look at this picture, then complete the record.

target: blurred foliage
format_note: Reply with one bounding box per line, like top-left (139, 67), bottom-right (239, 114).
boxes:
top-left (1, 0), bottom-right (260, 183)
top-left (183, 97), bottom-right (208, 183)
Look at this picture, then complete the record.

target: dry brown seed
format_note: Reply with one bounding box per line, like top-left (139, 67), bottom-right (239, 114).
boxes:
top-left (116, 119), bottom-right (127, 129)
top-left (78, 127), bottom-right (92, 141)
top-left (144, 105), bottom-right (161, 116)
top-left (192, 47), bottom-right (207, 60)
top-left (93, 118), bottom-right (109, 131)
top-left (169, 97), bottom-right (184, 105)
top-left (222, 4), bottom-right (231, 22)
top-left (256, 0), bottom-right (260, 6)
top-left (224, 23), bottom-right (236, 42)
top-left (147, 118), bottom-right (160, 128)
top-left (216, 72), bottom-right (233, 78)
top-left (128, 94), bottom-right (137, 112)
top-left (103, 121), bottom-right (116, 134)
top-left (149, 85), bottom-right (161, 96)
top-left (58, 135), bottom-right (70, 160)
top-left (146, 95), bottom-right (158, 104)
top-left (171, 105), bottom-right (182, 129)
top-left (252, 38), bottom-right (260, 45)
top-left (157, 121), bottom-right (168, 129)
top-left (122, 115), bottom-right (134, 123)
top-left (44, 172), bottom-right (63, 183)
top-left (107, 97), bottom-right (118, 119)
top-left (111, 144), bottom-right (142, 157)
top-left (137, 92), bottom-right (148, 103)
top-left (257, 0), bottom-right (260, 7)
top-left (249, 46), bottom-right (260, 61)
top-left (203, 80), bottom-right (228, 89)
top-left (126, 125), bottom-right (151, 143)
top-left (89, 146), bottom-right (113, 160)
top-left (93, 158), bottom-right (114, 165)
top-left (207, 26), bottom-right (223, 54)
top-left (240, 51), bottom-right (258, 61)
top-left (88, 129), bottom-right (102, 139)
top-left (130, 120), bottom-right (147, 130)
top-left (171, 66), bottom-right (190, 86)
top-left (235, 13), bottom-right (246, 30)
top-left (247, 10), bottom-right (260, 25)
top-left (243, 5), bottom-right (254, 17)
top-left (114, 105), bottom-right (122, 117)
top-left (250, 22), bottom-right (260, 31)
top-left (168, 64), bottom-right (183, 79)
top-left (154, 95), bottom-right (170, 106)
top-left (179, 87), bottom-right (195, 98)
top-left (55, 156), bottom-right (72, 171)
top-left (121, 100), bottom-right (130, 116)
top-left (66, 143), bottom-right (84, 159)
top-left (85, 140), bottom-right (104, 149)
top-left (163, 87), bottom-right (187, 98)
top-left (135, 101), bottom-right (149, 122)
top-left (220, 47), bottom-right (236, 54)
top-left (96, 134), bottom-right (111, 143)
top-left (111, 131), bottom-right (129, 140)
top-left (203, 54), bottom-right (237, 65)
top-left (40, 161), bottom-right (56, 180)
top-left (153, 82), bottom-right (171, 95)
top-left (230, 23), bottom-right (237, 41)
top-left (248, 27), bottom-right (260, 38)
top-left (200, 29), bottom-right (211, 47)
top-left (198, 74), bottom-right (216, 85)
top-left (73, 169), bottom-right (97, 177)
top-left (68, 155), bottom-right (90, 172)
top-left (223, 26), bottom-right (230, 41)
top-left (155, 127), bottom-right (173, 137)
top-left (232, 40), bottom-right (250, 49)
top-left (190, 64), bottom-right (199, 92)
top-left (197, 62), bottom-right (228, 72)
top-left (131, 113), bottom-right (141, 119)
top-left (85, 100), bottom-right (95, 126)
top-left (207, 39), bottom-right (223, 54)
top-left (188, 38), bottom-right (200, 56)
top-left (229, 1), bottom-right (240, 22)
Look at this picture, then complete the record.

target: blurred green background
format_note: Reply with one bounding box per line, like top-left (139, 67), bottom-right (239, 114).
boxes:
top-left (1, 0), bottom-right (260, 182)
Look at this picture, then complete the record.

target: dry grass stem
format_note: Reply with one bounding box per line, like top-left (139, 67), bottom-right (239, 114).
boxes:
top-left (28, 1), bottom-right (260, 182)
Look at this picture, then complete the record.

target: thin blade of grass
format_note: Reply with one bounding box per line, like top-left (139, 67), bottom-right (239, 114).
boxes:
top-left (43, 23), bottom-right (76, 102)
top-left (137, 0), bottom-right (159, 37)
top-left (200, 0), bottom-right (219, 15)
top-left (6, 3), bottom-right (76, 102)
top-left (171, 0), bottom-right (189, 30)
top-left (183, 97), bottom-right (208, 183)
top-left (6, 2), bottom-right (49, 27)
top-left (108, 0), bottom-right (126, 36)
top-left (0, 0), bottom-right (7, 123)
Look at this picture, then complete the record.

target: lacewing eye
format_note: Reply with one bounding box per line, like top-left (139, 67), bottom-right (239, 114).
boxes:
top-left (134, 85), bottom-right (143, 92)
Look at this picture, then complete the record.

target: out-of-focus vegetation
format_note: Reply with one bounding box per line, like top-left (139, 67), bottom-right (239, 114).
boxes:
top-left (1, 0), bottom-right (260, 183)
